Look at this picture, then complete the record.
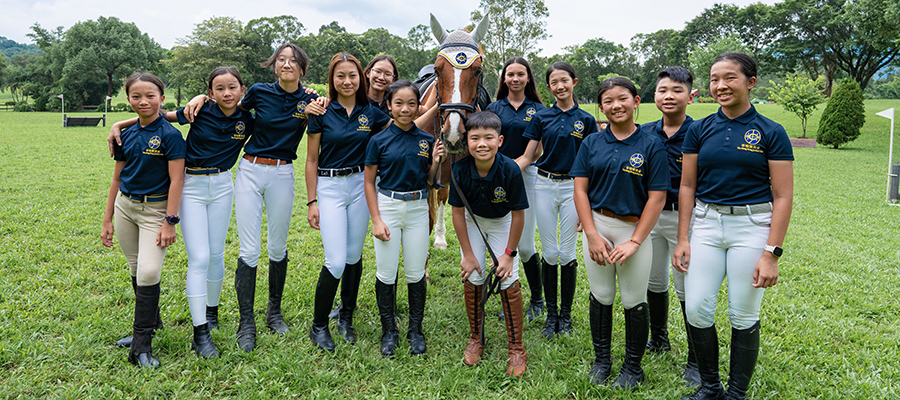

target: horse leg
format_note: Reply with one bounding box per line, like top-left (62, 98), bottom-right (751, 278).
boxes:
top-left (434, 201), bottom-right (448, 250)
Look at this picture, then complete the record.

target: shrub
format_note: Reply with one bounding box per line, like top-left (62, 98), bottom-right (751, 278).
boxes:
top-left (164, 101), bottom-right (176, 111)
top-left (13, 101), bottom-right (33, 112)
top-left (115, 103), bottom-right (131, 112)
top-left (770, 75), bottom-right (825, 138)
top-left (817, 78), bottom-right (865, 148)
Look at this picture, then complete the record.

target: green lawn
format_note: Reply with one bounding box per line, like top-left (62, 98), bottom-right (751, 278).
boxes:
top-left (1, 102), bottom-right (899, 399)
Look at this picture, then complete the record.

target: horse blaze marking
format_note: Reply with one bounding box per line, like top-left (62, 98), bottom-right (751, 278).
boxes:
top-left (447, 68), bottom-right (463, 146)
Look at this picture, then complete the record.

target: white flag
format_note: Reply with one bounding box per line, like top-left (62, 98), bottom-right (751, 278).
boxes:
top-left (876, 108), bottom-right (894, 119)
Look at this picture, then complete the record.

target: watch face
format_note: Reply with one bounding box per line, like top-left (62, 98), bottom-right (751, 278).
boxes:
top-left (773, 247), bottom-right (783, 257)
top-left (166, 215), bottom-right (180, 225)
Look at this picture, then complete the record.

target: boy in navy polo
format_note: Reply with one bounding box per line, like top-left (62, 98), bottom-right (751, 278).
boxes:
top-left (450, 112), bottom-right (529, 377)
top-left (639, 66), bottom-right (701, 385)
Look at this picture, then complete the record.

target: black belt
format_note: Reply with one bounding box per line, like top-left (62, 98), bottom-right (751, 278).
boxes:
top-left (318, 165), bottom-right (363, 177)
top-left (120, 191), bottom-right (168, 203)
top-left (186, 167), bottom-right (228, 176)
top-left (663, 202), bottom-right (678, 211)
top-left (537, 168), bottom-right (571, 180)
top-left (378, 188), bottom-right (428, 201)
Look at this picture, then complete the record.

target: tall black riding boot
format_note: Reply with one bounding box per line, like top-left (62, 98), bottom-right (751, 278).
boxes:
top-left (234, 258), bottom-right (257, 352)
top-left (191, 323), bottom-right (219, 359)
top-left (521, 253), bottom-right (544, 321)
top-left (540, 260), bottom-right (558, 338)
top-left (336, 260), bottom-right (362, 344)
top-left (116, 276), bottom-right (163, 348)
top-left (266, 253), bottom-right (289, 335)
top-left (725, 321), bottom-right (760, 400)
top-left (682, 323), bottom-right (725, 400)
top-left (206, 305), bottom-right (219, 330)
top-left (613, 303), bottom-right (649, 391)
top-left (557, 260), bottom-right (577, 335)
top-left (375, 279), bottom-right (399, 356)
top-left (682, 301), bottom-right (701, 386)
top-left (129, 283), bottom-right (161, 369)
top-left (310, 266), bottom-right (340, 351)
top-left (646, 290), bottom-right (671, 352)
top-left (407, 278), bottom-right (427, 355)
top-left (588, 294), bottom-right (613, 384)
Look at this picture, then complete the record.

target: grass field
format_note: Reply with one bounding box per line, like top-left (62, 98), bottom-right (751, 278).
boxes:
top-left (1, 101), bottom-right (899, 399)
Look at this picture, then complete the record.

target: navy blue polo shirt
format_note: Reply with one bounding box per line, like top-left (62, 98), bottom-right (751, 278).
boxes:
top-left (369, 96), bottom-right (389, 114)
top-left (365, 122), bottom-right (435, 192)
top-left (449, 154), bottom-right (529, 219)
top-left (522, 103), bottom-right (598, 173)
top-left (487, 97), bottom-right (546, 159)
top-left (570, 127), bottom-right (668, 217)
top-left (113, 115), bottom-right (186, 195)
top-left (308, 102), bottom-right (390, 169)
top-left (640, 116), bottom-right (694, 205)
top-left (682, 106), bottom-right (794, 205)
top-left (241, 82), bottom-right (318, 161)
top-left (176, 103), bottom-right (254, 170)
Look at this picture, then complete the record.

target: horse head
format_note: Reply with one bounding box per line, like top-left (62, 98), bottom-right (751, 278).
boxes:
top-left (429, 13), bottom-right (490, 154)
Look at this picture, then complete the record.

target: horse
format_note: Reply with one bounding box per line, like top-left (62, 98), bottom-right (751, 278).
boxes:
top-left (416, 13), bottom-right (491, 250)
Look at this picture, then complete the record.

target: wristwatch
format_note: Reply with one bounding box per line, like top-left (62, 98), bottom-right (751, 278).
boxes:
top-left (764, 245), bottom-right (783, 258)
top-left (505, 248), bottom-right (518, 258)
top-left (165, 215), bottom-right (181, 225)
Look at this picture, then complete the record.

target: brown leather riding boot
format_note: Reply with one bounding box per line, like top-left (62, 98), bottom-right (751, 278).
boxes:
top-left (501, 281), bottom-right (527, 378)
top-left (463, 281), bottom-right (484, 366)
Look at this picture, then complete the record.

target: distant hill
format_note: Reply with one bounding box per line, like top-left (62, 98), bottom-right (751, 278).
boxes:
top-left (1, 36), bottom-right (43, 57)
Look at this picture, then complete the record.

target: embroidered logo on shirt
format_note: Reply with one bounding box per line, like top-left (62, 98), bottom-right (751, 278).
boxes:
top-left (492, 186), bottom-right (508, 203)
top-left (739, 129), bottom-right (763, 153)
top-left (358, 115), bottom-right (371, 132)
top-left (525, 107), bottom-right (536, 122)
top-left (292, 101), bottom-right (308, 119)
top-left (233, 121), bottom-right (247, 140)
top-left (571, 121), bottom-right (585, 138)
top-left (417, 139), bottom-right (430, 157)
top-left (623, 153), bottom-right (644, 176)
top-left (144, 135), bottom-right (163, 156)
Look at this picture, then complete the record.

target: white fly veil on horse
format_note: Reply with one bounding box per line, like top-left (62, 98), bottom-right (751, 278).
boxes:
top-left (429, 13), bottom-right (490, 155)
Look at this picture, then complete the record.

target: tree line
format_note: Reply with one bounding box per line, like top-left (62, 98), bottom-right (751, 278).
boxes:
top-left (1, 0), bottom-right (899, 111)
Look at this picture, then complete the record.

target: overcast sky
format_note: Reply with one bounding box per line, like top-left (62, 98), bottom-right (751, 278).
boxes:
top-left (1, 0), bottom-right (779, 56)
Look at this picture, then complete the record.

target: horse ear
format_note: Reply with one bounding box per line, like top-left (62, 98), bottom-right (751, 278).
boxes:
top-left (430, 14), bottom-right (448, 44)
top-left (472, 13), bottom-right (490, 44)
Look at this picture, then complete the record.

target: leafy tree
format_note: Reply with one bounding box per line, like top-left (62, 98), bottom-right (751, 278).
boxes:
top-left (51, 17), bottom-right (164, 101)
top-left (471, 0), bottom-right (550, 94)
top-left (687, 35), bottom-right (750, 93)
top-left (244, 16), bottom-right (306, 50)
top-left (298, 22), bottom-right (366, 85)
top-left (817, 78), bottom-right (865, 148)
top-left (561, 37), bottom-right (634, 103)
top-left (630, 29), bottom-right (678, 99)
top-left (168, 16), bottom-right (254, 96)
top-left (780, 0), bottom-right (900, 92)
top-left (0, 36), bottom-right (43, 57)
top-left (770, 75), bottom-right (825, 138)
top-left (0, 53), bottom-right (7, 89)
top-left (402, 24), bottom-right (439, 79)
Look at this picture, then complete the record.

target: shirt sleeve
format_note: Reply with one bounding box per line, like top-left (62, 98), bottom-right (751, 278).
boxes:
top-left (584, 114), bottom-right (599, 136)
top-left (175, 108), bottom-right (189, 125)
top-left (307, 114), bottom-right (323, 135)
top-left (371, 108), bottom-right (391, 135)
top-left (113, 140), bottom-right (125, 161)
top-left (766, 124), bottom-right (794, 161)
top-left (522, 114), bottom-right (542, 141)
top-left (162, 125), bottom-right (187, 160)
top-left (447, 164), bottom-right (463, 208)
top-left (646, 139), bottom-right (670, 191)
top-left (241, 84), bottom-right (258, 111)
top-left (569, 139), bottom-right (591, 178)
top-left (682, 121), bottom-right (701, 154)
top-left (364, 136), bottom-right (381, 166)
top-left (506, 167), bottom-right (529, 210)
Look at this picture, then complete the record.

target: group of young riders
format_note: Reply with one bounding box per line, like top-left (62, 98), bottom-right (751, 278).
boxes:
top-left (102, 41), bottom-right (792, 399)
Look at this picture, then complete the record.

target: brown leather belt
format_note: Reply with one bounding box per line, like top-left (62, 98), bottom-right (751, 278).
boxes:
top-left (243, 154), bottom-right (291, 165)
top-left (597, 209), bottom-right (639, 223)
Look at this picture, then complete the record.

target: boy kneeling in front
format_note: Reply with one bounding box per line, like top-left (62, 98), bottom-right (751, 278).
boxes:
top-left (451, 111), bottom-right (529, 377)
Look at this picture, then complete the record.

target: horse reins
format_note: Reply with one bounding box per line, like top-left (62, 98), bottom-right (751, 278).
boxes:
top-left (429, 46), bottom-right (500, 346)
